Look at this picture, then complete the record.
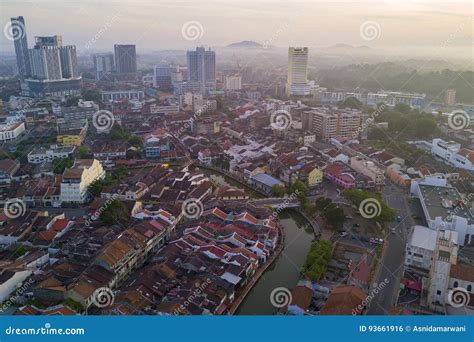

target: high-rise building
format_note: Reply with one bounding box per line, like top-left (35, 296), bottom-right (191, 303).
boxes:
top-left (29, 45), bottom-right (62, 80)
top-left (186, 47), bottom-right (216, 93)
top-left (10, 16), bottom-right (31, 80)
top-left (93, 53), bottom-right (114, 80)
top-left (286, 47), bottom-right (310, 96)
top-left (34, 35), bottom-right (62, 47)
top-left (114, 44), bottom-right (137, 73)
top-left (59, 45), bottom-right (79, 78)
top-left (445, 89), bottom-right (456, 106)
top-left (302, 109), bottom-right (362, 141)
top-left (225, 75), bottom-right (242, 90)
top-left (153, 65), bottom-right (177, 89)
top-left (29, 36), bottom-right (58, 80)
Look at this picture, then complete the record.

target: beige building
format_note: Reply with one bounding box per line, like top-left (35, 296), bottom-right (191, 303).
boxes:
top-left (60, 159), bottom-right (105, 203)
top-left (445, 89), bottom-right (456, 106)
top-left (303, 109), bottom-right (362, 141)
top-left (350, 156), bottom-right (385, 187)
top-left (286, 47), bottom-right (310, 96)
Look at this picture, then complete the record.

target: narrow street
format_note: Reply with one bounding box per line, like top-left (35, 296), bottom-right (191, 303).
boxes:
top-left (367, 185), bottom-right (415, 314)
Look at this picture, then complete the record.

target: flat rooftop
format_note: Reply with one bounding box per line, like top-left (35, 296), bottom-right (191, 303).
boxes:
top-left (418, 183), bottom-right (474, 225)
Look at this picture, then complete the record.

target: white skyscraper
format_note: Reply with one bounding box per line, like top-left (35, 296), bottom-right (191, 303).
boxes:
top-left (286, 47), bottom-right (310, 96)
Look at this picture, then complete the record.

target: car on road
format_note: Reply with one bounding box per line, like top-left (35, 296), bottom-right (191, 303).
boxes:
top-left (370, 237), bottom-right (384, 245)
top-left (353, 223), bottom-right (360, 227)
top-left (396, 215), bottom-right (401, 223)
top-left (391, 228), bottom-right (396, 234)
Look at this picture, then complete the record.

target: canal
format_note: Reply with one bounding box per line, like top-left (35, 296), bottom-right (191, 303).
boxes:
top-left (236, 212), bottom-right (314, 315)
top-left (198, 167), bottom-right (315, 315)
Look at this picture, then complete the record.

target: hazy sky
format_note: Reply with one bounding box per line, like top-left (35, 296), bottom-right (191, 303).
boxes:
top-left (1, 0), bottom-right (472, 54)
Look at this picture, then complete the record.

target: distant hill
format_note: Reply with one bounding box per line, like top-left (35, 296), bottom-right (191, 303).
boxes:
top-left (325, 44), bottom-right (374, 51)
top-left (226, 41), bottom-right (264, 49)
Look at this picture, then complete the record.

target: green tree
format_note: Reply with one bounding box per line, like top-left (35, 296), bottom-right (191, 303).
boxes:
top-left (342, 189), bottom-right (395, 223)
top-left (301, 240), bottom-right (333, 281)
top-left (339, 96), bottom-right (363, 110)
top-left (65, 96), bottom-right (80, 107)
top-left (413, 117), bottom-right (437, 138)
top-left (271, 185), bottom-right (287, 197)
top-left (394, 103), bottom-right (411, 114)
top-left (52, 158), bottom-right (74, 174)
top-left (99, 200), bottom-right (130, 226)
top-left (78, 146), bottom-right (91, 158)
top-left (81, 89), bottom-right (101, 102)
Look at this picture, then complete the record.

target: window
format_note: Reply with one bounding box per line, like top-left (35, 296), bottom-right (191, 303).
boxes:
top-left (437, 290), bottom-right (441, 295)
top-left (468, 285), bottom-right (472, 292)
top-left (454, 281), bottom-right (458, 288)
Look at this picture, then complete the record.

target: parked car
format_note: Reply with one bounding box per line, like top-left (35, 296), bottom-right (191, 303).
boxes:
top-left (370, 237), bottom-right (384, 245)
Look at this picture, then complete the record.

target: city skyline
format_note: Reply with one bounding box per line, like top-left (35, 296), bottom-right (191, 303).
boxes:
top-left (0, 0), bottom-right (473, 332)
top-left (1, 0), bottom-right (472, 60)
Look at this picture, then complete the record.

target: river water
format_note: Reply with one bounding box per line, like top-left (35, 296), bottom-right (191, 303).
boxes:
top-left (236, 213), bottom-right (315, 315)
top-left (200, 168), bottom-right (315, 315)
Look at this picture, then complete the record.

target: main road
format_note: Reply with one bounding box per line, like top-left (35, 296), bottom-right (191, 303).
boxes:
top-left (367, 184), bottom-right (415, 314)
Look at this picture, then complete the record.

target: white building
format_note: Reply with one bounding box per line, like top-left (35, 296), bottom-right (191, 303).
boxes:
top-left (60, 159), bottom-right (105, 203)
top-left (286, 47), bottom-right (311, 96)
top-left (412, 181), bottom-right (474, 246)
top-left (225, 75), bottom-right (242, 91)
top-left (27, 146), bottom-right (75, 164)
top-left (426, 230), bottom-right (459, 311)
top-left (431, 138), bottom-right (474, 172)
top-left (0, 122), bottom-right (25, 142)
top-left (405, 225), bottom-right (440, 272)
top-left (366, 91), bottom-right (425, 109)
top-left (0, 269), bottom-right (32, 303)
top-left (101, 90), bottom-right (145, 102)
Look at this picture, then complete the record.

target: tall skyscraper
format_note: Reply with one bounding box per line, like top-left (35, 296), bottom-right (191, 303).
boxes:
top-left (59, 46), bottom-right (79, 78)
top-left (29, 36), bottom-right (64, 80)
top-left (186, 47), bottom-right (216, 93)
top-left (9, 18), bottom-right (81, 97)
top-left (93, 53), bottom-right (115, 80)
top-left (114, 44), bottom-right (137, 73)
top-left (10, 16), bottom-right (31, 80)
top-left (286, 47), bottom-right (310, 96)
